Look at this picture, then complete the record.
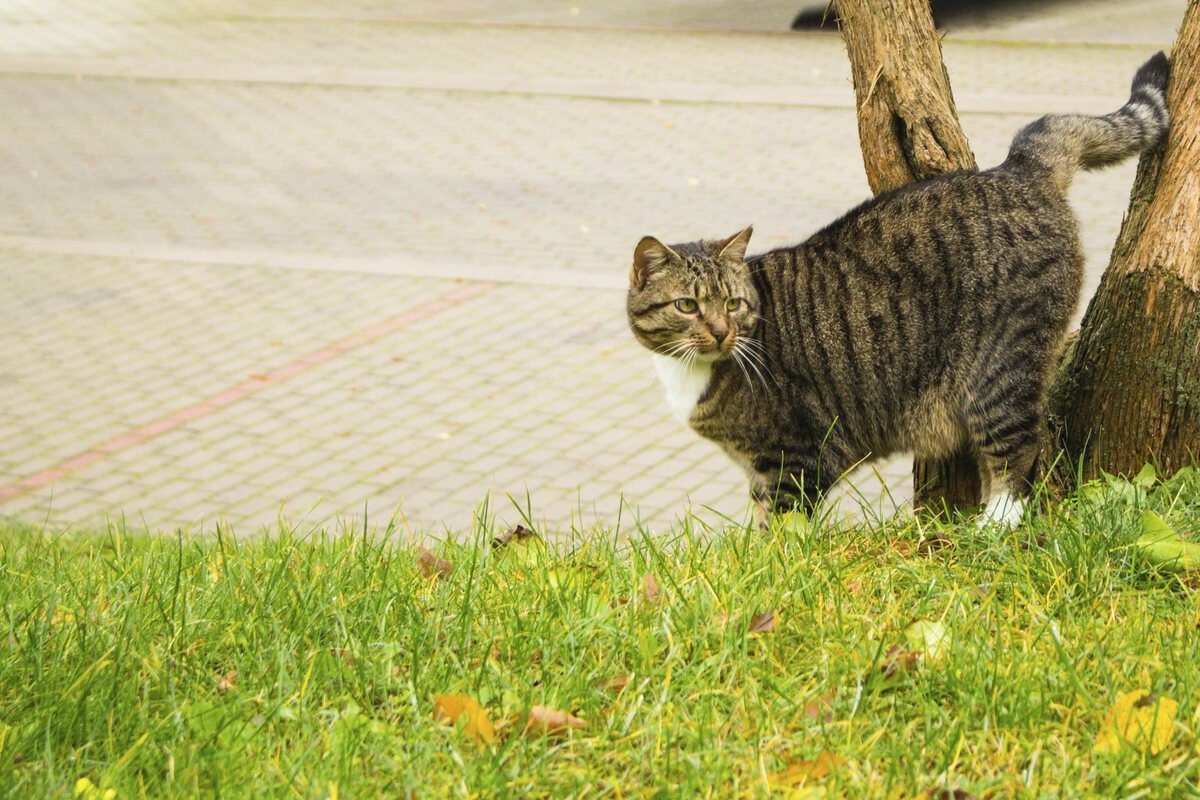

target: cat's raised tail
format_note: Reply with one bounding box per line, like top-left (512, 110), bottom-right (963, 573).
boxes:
top-left (1006, 51), bottom-right (1170, 192)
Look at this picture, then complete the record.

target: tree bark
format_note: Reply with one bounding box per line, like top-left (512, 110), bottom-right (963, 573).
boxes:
top-left (836, 0), bottom-right (982, 513)
top-left (1050, 0), bottom-right (1200, 485)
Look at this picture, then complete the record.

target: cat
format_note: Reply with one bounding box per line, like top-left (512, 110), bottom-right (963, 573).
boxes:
top-left (627, 52), bottom-right (1170, 528)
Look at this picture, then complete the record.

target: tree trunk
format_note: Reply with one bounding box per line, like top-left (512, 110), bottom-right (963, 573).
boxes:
top-left (1050, 0), bottom-right (1200, 485)
top-left (836, 0), bottom-right (983, 513)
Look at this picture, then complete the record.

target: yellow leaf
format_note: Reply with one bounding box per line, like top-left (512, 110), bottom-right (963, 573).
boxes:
top-left (433, 694), bottom-right (495, 745)
top-left (73, 778), bottom-right (116, 800)
top-left (771, 510), bottom-right (810, 537)
top-left (904, 619), bottom-right (948, 661)
top-left (767, 750), bottom-right (841, 788)
top-left (1094, 689), bottom-right (1177, 755)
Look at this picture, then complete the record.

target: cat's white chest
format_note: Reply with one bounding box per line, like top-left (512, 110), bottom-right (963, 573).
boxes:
top-left (651, 354), bottom-right (712, 425)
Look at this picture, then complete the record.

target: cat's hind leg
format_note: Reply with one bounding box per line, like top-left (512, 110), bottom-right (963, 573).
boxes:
top-left (963, 376), bottom-right (1043, 528)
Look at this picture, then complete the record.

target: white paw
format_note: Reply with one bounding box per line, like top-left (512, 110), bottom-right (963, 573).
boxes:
top-left (976, 493), bottom-right (1026, 529)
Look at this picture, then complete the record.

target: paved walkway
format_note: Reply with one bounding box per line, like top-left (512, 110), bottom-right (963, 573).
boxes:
top-left (0, 0), bottom-right (1184, 537)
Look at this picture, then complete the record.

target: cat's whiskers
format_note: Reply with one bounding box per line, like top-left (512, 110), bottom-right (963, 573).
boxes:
top-left (730, 346), bottom-right (758, 396)
top-left (738, 348), bottom-right (771, 393)
top-left (734, 337), bottom-right (776, 391)
top-left (656, 339), bottom-right (695, 360)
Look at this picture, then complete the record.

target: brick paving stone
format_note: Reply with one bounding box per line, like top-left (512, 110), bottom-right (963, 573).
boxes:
top-left (0, 1), bottom-right (1182, 538)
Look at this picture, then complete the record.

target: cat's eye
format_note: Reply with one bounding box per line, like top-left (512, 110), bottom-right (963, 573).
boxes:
top-left (674, 298), bottom-right (699, 314)
top-left (725, 298), bottom-right (742, 312)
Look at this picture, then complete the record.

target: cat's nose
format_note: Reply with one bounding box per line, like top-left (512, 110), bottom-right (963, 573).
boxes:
top-left (710, 325), bottom-right (729, 344)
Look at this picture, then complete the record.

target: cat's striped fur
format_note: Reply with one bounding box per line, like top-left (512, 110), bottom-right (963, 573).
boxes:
top-left (627, 53), bottom-right (1170, 525)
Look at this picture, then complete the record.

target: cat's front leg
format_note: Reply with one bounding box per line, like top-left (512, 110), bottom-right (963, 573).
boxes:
top-left (750, 480), bottom-right (819, 531)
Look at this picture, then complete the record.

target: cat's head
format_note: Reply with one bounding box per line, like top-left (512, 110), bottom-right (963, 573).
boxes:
top-left (626, 226), bottom-right (760, 363)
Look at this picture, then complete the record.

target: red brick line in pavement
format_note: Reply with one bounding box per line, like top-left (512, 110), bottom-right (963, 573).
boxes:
top-left (0, 281), bottom-right (495, 504)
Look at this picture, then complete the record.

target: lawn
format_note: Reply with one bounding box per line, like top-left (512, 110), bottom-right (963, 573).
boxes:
top-left (2, 468), bottom-right (1200, 798)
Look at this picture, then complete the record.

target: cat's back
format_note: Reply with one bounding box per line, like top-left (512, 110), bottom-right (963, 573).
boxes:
top-left (760, 164), bottom-right (1082, 311)
top-left (828, 165), bottom-right (1075, 271)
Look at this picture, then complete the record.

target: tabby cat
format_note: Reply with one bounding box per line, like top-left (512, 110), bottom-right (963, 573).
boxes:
top-left (627, 53), bottom-right (1170, 527)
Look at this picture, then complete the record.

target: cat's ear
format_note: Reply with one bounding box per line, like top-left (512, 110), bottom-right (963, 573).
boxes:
top-left (716, 225), bottom-right (753, 264)
top-left (631, 236), bottom-right (680, 288)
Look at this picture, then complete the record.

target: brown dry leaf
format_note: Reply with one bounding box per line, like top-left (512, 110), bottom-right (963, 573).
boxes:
top-left (492, 524), bottom-right (537, 549)
top-left (417, 547), bottom-right (452, 580)
top-left (915, 534), bottom-right (954, 555)
top-left (801, 692), bottom-right (837, 724)
top-left (331, 647), bottom-right (357, 667)
top-left (748, 609), bottom-right (776, 633)
top-left (767, 750), bottom-right (841, 788)
top-left (596, 674), bottom-right (631, 693)
top-left (522, 705), bottom-right (586, 737)
top-left (433, 694), bottom-right (495, 745)
top-left (641, 574), bottom-right (662, 606)
top-left (216, 669), bottom-right (238, 691)
top-left (843, 581), bottom-right (864, 596)
top-left (880, 645), bottom-right (920, 678)
top-left (927, 790), bottom-right (982, 800)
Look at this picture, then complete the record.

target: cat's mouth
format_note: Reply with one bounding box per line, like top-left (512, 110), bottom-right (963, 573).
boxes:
top-left (656, 336), bottom-right (738, 363)
top-left (697, 340), bottom-right (737, 362)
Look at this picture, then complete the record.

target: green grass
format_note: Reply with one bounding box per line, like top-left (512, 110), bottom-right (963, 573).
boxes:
top-left (3, 468), bottom-right (1200, 799)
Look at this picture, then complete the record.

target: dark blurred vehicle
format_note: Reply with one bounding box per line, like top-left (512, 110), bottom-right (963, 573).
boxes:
top-left (793, 0), bottom-right (1021, 30)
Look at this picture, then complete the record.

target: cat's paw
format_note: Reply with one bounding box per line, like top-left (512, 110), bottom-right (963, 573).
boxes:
top-left (976, 494), bottom-right (1026, 529)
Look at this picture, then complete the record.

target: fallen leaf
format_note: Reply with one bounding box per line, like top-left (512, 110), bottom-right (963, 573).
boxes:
top-left (800, 692), bottom-right (837, 723)
top-left (433, 694), bottom-right (495, 745)
top-left (597, 674), bottom-right (631, 693)
top-left (494, 527), bottom-right (547, 568)
top-left (748, 609), bottom-right (776, 633)
top-left (1094, 689), bottom-right (1177, 755)
top-left (771, 510), bottom-right (810, 537)
top-left (880, 645), bottom-right (920, 678)
top-left (216, 669), bottom-right (238, 691)
top-left (926, 790), bottom-right (982, 800)
top-left (522, 705), bottom-right (586, 736)
top-left (767, 750), bottom-right (841, 787)
top-left (915, 534), bottom-right (953, 555)
top-left (492, 524), bottom-right (537, 549)
top-left (904, 619), bottom-right (948, 661)
top-left (73, 778), bottom-right (116, 800)
top-left (641, 574), bottom-right (662, 606)
top-left (417, 547), bottom-right (452, 580)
